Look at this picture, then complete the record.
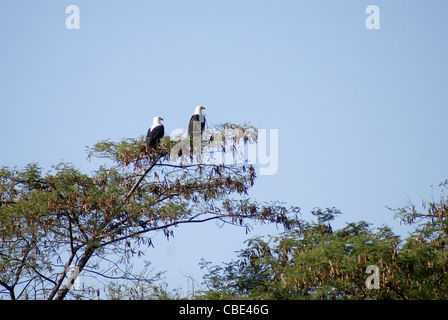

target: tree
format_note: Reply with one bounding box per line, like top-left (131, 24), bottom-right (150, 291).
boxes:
top-left (198, 191), bottom-right (448, 300)
top-left (388, 180), bottom-right (448, 299)
top-left (0, 123), bottom-right (299, 300)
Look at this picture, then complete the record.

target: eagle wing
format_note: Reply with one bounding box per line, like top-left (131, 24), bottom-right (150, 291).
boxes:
top-left (188, 115), bottom-right (205, 137)
top-left (146, 125), bottom-right (164, 147)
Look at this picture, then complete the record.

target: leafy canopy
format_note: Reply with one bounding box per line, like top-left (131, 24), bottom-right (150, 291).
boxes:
top-left (0, 124), bottom-right (298, 300)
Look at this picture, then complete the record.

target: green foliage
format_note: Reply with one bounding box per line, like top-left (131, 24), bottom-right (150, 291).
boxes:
top-left (0, 123), bottom-right (298, 300)
top-left (196, 196), bottom-right (448, 300)
top-left (2, 124), bottom-right (447, 300)
top-left (87, 136), bottom-right (174, 168)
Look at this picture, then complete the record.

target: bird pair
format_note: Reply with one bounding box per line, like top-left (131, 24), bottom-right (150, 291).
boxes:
top-left (146, 105), bottom-right (206, 149)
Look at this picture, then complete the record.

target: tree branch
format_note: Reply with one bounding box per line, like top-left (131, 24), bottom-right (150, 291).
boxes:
top-left (0, 279), bottom-right (15, 300)
top-left (99, 212), bottom-right (258, 248)
top-left (47, 245), bottom-right (83, 300)
top-left (52, 244), bottom-right (95, 300)
top-left (122, 153), bottom-right (163, 203)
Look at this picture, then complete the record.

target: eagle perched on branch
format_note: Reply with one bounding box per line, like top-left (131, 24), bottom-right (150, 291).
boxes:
top-left (188, 105), bottom-right (206, 138)
top-left (146, 116), bottom-right (164, 149)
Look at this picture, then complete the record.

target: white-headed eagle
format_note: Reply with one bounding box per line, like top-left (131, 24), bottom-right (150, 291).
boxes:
top-left (146, 116), bottom-right (164, 149)
top-left (188, 105), bottom-right (206, 138)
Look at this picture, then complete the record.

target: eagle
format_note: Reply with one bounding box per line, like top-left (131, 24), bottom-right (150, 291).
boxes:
top-left (188, 105), bottom-right (206, 138)
top-left (146, 116), bottom-right (164, 149)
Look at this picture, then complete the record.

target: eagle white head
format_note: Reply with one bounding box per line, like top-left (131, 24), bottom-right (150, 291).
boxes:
top-left (194, 105), bottom-right (205, 115)
top-left (151, 116), bottom-right (163, 130)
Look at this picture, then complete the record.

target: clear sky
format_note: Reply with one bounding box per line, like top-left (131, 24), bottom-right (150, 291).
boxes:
top-left (1, 0), bottom-right (448, 293)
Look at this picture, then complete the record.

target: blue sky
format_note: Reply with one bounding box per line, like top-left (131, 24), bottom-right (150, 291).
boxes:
top-left (1, 1), bottom-right (448, 292)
